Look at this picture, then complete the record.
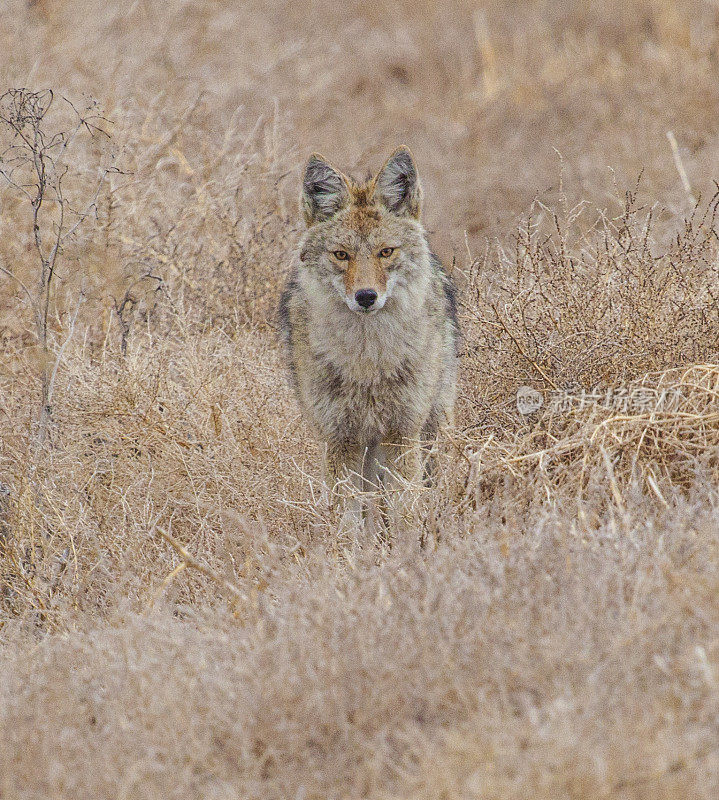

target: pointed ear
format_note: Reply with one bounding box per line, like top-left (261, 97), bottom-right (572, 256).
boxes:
top-left (300, 153), bottom-right (349, 226)
top-left (373, 145), bottom-right (422, 219)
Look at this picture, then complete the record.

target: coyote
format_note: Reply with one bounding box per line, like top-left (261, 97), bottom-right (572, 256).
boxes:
top-left (279, 146), bottom-right (458, 526)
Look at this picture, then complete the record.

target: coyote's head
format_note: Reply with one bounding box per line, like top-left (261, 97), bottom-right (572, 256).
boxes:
top-left (298, 146), bottom-right (429, 315)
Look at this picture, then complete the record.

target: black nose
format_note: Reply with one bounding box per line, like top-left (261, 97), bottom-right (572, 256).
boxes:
top-left (355, 289), bottom-right (378, 308)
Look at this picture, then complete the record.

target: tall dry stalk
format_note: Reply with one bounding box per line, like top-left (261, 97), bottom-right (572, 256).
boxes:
top-left (0, 89), bottom-right (113, 445)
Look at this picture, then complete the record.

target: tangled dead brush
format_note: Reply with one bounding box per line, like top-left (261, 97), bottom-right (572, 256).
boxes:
top-left (0, 328), bottom-right (312, 622)
top-left (465, 363), bottom-right (719, 507)
top-left (462, 190), bottom-right (719, 421)
top-left (457, 189), bottom-right (719, 510)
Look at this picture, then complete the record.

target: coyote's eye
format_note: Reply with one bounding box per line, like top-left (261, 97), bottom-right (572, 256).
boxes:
top-left (378, 247), bottom-right (395, 258)
top-left (332, 250), bottom-right (349, 261)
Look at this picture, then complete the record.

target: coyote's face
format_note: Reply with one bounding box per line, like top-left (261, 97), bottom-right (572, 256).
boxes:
top-left (298, 146), bottom-right (429, 315)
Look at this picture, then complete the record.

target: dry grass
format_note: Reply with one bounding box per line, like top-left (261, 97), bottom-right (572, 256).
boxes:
top-left (0, 0), bottom-right (719, 797)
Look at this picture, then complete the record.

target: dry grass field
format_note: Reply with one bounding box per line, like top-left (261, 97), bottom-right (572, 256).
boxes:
top-left (1, 0), bottom-right (719, 797)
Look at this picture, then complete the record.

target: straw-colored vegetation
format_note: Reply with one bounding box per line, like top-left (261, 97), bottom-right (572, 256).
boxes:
top-left (1, 1), bottom-right (718, 797)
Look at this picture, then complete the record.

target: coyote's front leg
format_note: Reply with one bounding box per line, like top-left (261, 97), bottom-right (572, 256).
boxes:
top-left (325, 444), bottom-right (366, 533)
top-left (380, 434), bottom-right (424, 485)
top-left (379, 434), bottom-right (425, 524)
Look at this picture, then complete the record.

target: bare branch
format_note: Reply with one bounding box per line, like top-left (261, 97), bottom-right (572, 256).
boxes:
top-left (155, 526), bottom-right (246, 604)
top-left (0, 88), bottom-right (113, 440)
